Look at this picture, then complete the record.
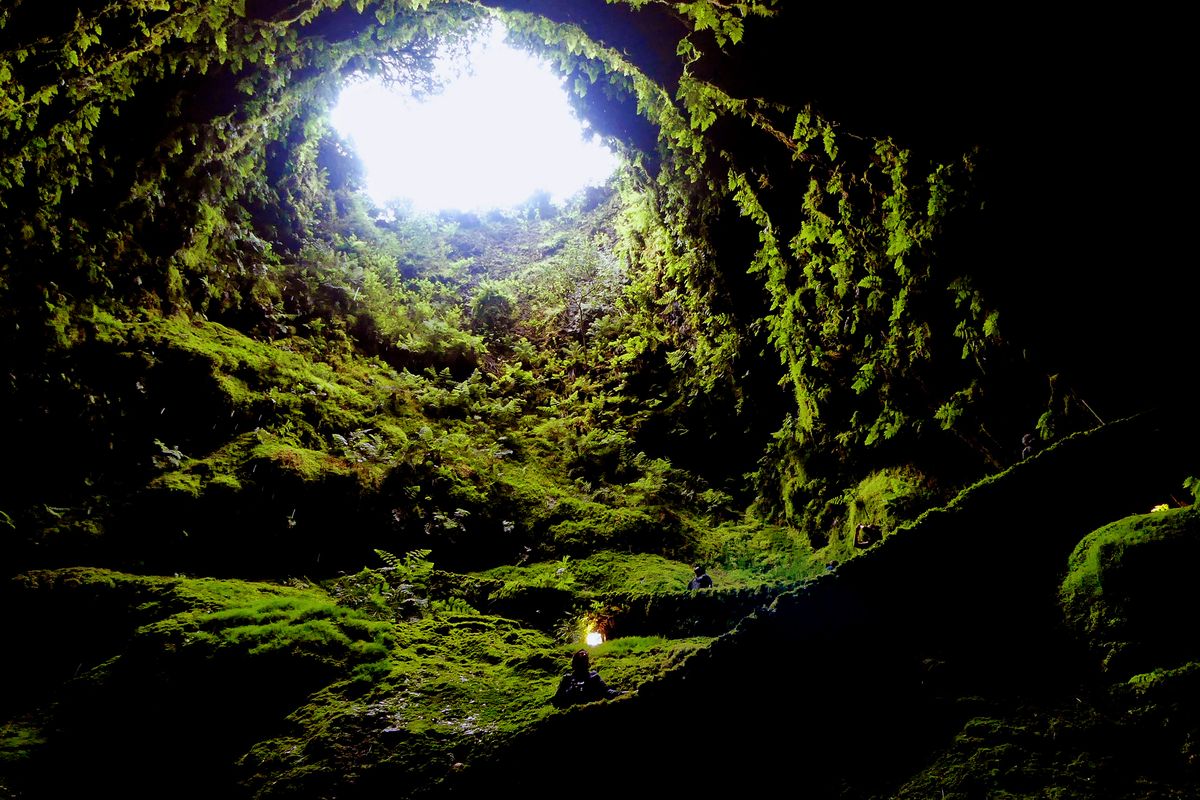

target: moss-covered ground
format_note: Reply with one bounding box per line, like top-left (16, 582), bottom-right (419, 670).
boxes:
top-left (3, 300), bottom-right (1197, 799)
top-left (6, 413), bottom-right (1195, 799)
top-left (2, 562), bottom-right (719, 799)
top-left (0, 270), bottom-right (830, 797)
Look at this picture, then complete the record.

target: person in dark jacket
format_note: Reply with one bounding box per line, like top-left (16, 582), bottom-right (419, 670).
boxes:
top-left (552, 649), bottom-right (620, 707)
top-left (687, 565), bottom-right (713, 590)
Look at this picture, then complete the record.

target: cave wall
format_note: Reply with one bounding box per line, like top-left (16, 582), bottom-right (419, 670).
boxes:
top-left (1, 0), bottom-right (1193, 532)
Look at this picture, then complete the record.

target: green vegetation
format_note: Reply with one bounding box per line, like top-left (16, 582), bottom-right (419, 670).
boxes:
top-left (1, 1), bottom-right (1195, 798)
top-left (892, 706), bottom-right (1194, 800)
top-left (882, 471), bottom-right (1200, 800)
top-left (1060, 504), bottom-right (1200, 676)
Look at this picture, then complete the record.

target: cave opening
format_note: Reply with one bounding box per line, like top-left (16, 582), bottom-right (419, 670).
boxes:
top-left (329, 19), bottom-right (622, 213)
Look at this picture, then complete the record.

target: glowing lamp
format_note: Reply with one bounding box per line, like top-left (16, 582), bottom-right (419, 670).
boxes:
top-left (585, 630), bottom-right (604, 647)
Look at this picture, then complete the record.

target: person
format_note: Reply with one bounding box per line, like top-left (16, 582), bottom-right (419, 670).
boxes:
top-left (855, 523), bottom-right (882, 548)
top-left (552, 649), bottom-right (620, 707)
top-left (1021, 432), bottom-right (1036, 460)
top-left (687, 565), bottom-right (713, 590)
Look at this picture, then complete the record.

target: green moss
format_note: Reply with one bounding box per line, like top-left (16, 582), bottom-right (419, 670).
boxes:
top-left (584, 634), bottom-right (710, 688)
top-left (238, 610), bottom-right (717, 798)
top-left (172, 575), bottom-right (315, 610)
top-left (1124, 660), bottom-right (1200, 694)
top-left (114, 314), bottom-right (414, 440)
top-left (7, 0), bottom-right (1168, 793)
top-left (148, 469), bottom-right (204, 498)
top-left (893, 711), bottom-right (1100, 800)
top-left (545, 505), bottom-right (657, 552)
top-left (208, 472), bottom-right (243, 492)
top-left (8, 567), bottom-right (382, 677)
top-left (238, 614), bottom-right (563, 797)
top-left (0, 714), bottom-right (47, 768)
top-left (894, 702), bottom-right (1198, 800)
top-left (11, 567), bottom-right (330, 624)
top-left (690, 516), bottom-right (820, 585)
top-left (846, 466), bottom-right (937, 531)
top-left (480, 551), bottom-right (694, 594)
top-left (249, 437), bottom-right (352, 482)
top-left (4, 567), bottom-right (358, 746)
top-left (566, 551), bottom-right (695, 593)
top-left (1060, 504), bottom-right (1200, 674)
top-left (87, 308), bottom-right (129, 345)
top-left (163, 595), bottom-right (395, 682)
top-left (8, 565), bottom-right (728, 798)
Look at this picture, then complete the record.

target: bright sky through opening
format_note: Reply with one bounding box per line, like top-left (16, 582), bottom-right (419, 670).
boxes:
top-left (331, 23), bottom-right (620, 212)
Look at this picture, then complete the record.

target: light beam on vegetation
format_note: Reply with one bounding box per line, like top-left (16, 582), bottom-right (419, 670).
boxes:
top-left (331, 22), bottom-right (620, 212)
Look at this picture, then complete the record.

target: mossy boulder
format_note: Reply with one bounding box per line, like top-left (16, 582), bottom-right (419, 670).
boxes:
top-left (1060, 504), bottom-right (1200, 675)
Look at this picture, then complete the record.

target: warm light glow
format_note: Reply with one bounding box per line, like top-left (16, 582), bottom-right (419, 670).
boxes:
top-left (585, 630), bottom-right (603, 647)
top-left (330, 21), bottom-right (620, 212)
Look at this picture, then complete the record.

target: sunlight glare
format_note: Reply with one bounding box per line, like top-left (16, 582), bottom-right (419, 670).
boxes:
top-left (330, 23), bottom-right (620, 212)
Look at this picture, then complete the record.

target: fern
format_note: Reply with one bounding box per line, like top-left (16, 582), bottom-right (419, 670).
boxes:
top-left (430, 597), bottom-right (477, 616)
top-left (374, 549), bottom-right (402, 569)
top-left (403, 548), bottom-right (433, 572)
top-left (374, 548), bottom-right (433, 580)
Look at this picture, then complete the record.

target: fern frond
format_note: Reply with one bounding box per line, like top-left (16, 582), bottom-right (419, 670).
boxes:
top-left (374, 548), bottom-right (402, 569)
top-left (403, 548), bottom-right (432, 568)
